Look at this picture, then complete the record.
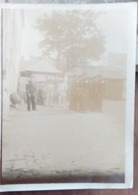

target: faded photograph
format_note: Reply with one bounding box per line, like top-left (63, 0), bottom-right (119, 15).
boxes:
top-left (1, 4), bottom-right (135, 185)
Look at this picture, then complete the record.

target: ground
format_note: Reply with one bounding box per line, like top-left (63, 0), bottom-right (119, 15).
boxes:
top-left (2, 101), bottom-right (125, 184)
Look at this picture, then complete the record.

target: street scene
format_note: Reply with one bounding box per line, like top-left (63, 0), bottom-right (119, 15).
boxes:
top-left (1, 6), bottom-right (128, 184)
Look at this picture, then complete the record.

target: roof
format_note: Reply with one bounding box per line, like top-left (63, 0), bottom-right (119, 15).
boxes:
top-left (21, 59), bottom-right (62, 76)
top-left (69, 65), bottom-right (126, 79)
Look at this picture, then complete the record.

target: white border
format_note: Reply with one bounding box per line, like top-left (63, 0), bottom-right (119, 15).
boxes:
top-left (0, 2), bottom-right (137, 191)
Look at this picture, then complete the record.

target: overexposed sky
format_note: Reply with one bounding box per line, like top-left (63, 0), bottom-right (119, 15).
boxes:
top-left (21, 5), bottom-right (129, 60)
top-left (21, 10), bottom-right (44, 59)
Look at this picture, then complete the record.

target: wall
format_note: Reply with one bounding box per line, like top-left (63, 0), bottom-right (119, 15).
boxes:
top-left (3, 9), bottom-right (24, 96)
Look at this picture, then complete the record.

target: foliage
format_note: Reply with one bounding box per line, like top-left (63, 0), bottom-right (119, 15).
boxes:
top-left (37, 10), bottom-right (105, 72)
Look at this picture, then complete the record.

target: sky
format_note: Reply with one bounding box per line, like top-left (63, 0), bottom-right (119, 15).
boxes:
top-left (21, 4), bottom-right (130, 61)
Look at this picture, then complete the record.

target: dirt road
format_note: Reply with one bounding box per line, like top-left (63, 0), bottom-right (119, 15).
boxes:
top-left (2, 101), bottom-right (125, 183)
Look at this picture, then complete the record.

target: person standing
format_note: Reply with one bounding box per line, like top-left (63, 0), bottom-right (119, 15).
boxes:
top-left (96, 76), bottom-right (105, 112)
top-left (26, 79), bottom-right (37, 111)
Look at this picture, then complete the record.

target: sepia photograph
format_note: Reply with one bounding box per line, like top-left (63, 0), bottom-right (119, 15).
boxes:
top-left (0, 2), bottom-right (137, 190)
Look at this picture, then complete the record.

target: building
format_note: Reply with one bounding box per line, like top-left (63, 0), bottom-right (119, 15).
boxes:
top-left (3, 9), bottom-right (24, 97)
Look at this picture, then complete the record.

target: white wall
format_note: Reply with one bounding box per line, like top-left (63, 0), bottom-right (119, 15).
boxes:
top-left (3, 9), bottom-right (24, 95)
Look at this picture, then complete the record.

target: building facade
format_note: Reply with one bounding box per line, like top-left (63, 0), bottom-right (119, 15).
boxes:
top-left (2, 8), bottom-right (24, 120)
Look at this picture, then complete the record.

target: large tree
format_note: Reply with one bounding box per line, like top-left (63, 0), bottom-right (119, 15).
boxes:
top-left (37, 9), bottom-right (105, 72)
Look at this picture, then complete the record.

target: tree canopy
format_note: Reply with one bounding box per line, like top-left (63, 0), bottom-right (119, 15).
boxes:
top-left (37, 10), bottom-right (105, 72)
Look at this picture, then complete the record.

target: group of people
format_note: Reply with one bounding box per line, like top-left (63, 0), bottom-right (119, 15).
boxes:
top-left (26, 79), bottom-right (67, 111)
top-left (25, 76), bottom-right (105, 112)
top-left (68, 76), bottom-right (105, 112)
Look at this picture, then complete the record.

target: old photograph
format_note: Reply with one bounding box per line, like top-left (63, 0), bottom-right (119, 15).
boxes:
top-left (0, 2), bottom-right (137, 190)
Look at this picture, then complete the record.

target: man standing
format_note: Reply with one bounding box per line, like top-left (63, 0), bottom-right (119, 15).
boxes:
top-left (26, 79), bottom-right (37, 111)
top-left (96, 76), bottom-right (105, 112)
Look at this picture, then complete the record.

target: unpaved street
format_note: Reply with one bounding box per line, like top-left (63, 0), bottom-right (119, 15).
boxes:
top-left (2, 101), bottom-right (125, 183)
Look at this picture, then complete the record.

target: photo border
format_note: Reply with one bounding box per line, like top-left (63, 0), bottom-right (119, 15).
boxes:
top-left (0, 2), bottom-right (137, 191)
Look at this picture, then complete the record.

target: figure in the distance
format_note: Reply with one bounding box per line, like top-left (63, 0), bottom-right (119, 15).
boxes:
top-left (26, 79), bottom-right (37, 111)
